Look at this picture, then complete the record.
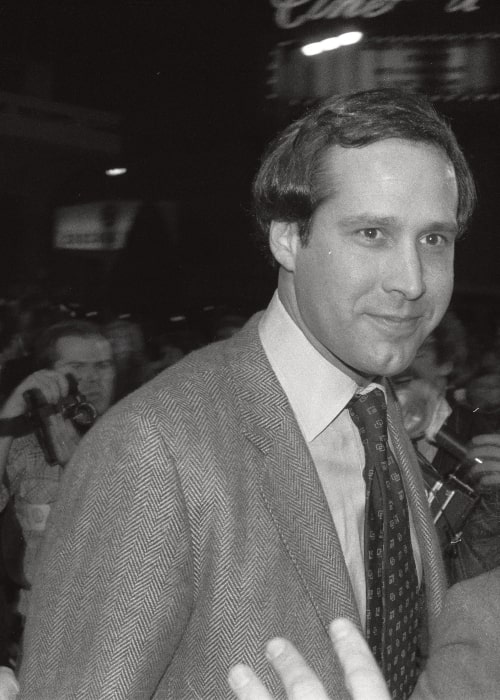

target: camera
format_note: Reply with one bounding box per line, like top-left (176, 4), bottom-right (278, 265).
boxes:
top-left (57, 374), bottom-right (97, 428)
top-left (416, 448), bottom-right (480, 550)
top-left (23, 373), bottom-right (97, 465)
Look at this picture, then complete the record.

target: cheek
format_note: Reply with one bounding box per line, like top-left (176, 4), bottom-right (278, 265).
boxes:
top-left (428, 253), bottom-right (454, 292)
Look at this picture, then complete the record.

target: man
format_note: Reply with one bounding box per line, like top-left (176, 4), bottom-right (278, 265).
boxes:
top-left (395, 323), bottom-right (500, 586)
top-left (0, 320), bottom-right (115, 613)
top-left (228, 568), bottom-right (500, 700)
top-left (18, 89), bottom-right (475, 699)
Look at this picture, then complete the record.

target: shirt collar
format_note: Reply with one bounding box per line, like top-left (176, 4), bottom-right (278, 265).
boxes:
top-left (259, 291), bottom-right (363, 441)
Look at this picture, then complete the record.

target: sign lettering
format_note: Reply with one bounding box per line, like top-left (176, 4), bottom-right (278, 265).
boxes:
top-left (445, 0), bottom-right (480, 11)
top-left (271, 0), bottom-right (481, 28)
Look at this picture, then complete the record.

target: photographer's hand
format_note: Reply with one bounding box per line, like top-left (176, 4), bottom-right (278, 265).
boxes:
top-left (0, 370), bottom-right (70, 419)
top-left (0, 370), bottom-right (79, 468)
top-left (467, 434), bottom-right (500, 488)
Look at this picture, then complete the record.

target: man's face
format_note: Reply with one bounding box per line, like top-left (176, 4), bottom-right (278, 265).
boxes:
top-left (274, 139), bottom-right (459, 383)
top-left (53, 335), bottom-right (115, 415)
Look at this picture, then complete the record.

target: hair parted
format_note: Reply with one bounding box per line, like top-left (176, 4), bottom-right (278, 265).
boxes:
top-left (34, 319), bottom-right (108, 369)
top-left (252, 88), bottom-right (476, 257)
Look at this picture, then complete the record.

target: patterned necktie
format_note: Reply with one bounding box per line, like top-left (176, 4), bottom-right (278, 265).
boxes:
top-left (348, 388), bottom-right (420, 700)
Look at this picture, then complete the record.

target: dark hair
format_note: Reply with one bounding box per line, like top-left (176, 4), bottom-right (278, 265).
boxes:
top-left (34, 320), bottom-right (108, 369)
top-left (253, 88), bottom-right (476, 256)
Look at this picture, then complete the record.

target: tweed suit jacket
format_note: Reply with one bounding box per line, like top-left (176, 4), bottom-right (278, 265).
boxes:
top-left (19, 313), bottom-right (446, 700)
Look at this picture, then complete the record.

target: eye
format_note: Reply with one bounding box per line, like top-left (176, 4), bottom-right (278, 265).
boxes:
top-left (421, 232), bottom-right (452, 247)
top-left (97, 361), bottom-right (114, 371)
top-left (358, 228), bottom-right (382, 241)
top-left (423, 233), bottom-right (446, 246)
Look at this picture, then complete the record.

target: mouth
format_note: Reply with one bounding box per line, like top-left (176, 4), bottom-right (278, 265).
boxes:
top-left (366, 313), bottom-right (423, 337)
top-left (83, 391), bottom-right (102, 404)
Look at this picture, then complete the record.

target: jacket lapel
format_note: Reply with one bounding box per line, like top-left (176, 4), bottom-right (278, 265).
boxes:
top-left (386, 381), bottom-right (446, 621)
top-left (228, 315), bottom-right (362, 632)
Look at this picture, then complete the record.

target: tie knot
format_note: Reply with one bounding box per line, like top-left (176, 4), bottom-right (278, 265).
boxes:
top-left (348, 388), bottom-right (387, 437)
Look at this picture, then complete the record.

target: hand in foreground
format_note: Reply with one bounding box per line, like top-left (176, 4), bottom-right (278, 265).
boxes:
top-left (0, 667), bottom-right (18, 700)
top-left (466, 433), bottom-right (500, 488)
top-left (227, 618), bottom-right (390, 700)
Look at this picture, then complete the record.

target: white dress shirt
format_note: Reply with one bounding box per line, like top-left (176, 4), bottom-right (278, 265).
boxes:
top-left (259, 291), bottom-right (422, 625)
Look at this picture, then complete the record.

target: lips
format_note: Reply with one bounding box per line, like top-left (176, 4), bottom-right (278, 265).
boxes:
top-left (366, 313), bottom-right (423, 336)
top-left (83, 391), bottom-right (102, 404)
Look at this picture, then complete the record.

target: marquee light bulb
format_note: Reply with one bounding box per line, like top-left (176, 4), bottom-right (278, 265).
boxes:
top-left (105, 167), bottom-right (128, 177)
top-left (301, 31), bottom-right (363, 57)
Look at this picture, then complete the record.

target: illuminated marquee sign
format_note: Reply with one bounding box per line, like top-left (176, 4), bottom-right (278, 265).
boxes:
top-left (270, 0), bottom-right (481, 29)
top-left (271, 33), bottom-right (500, 102)
top-left (54, 201), bottom-right (140, 251)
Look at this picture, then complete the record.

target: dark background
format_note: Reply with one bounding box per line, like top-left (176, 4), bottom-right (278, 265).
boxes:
top-left (0, 0), bottom-right (497, 337)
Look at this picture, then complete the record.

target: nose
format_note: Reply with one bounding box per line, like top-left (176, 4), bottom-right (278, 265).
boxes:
top-left (77, 365), bottom-right (100, 388)
top-left (382, 242), bottom-right (426, 300)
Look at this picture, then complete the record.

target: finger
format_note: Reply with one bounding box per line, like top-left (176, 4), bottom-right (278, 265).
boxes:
top-left (0, 666), bottom-right (19, 700)
top-left (468, 444), bottom-right (500, 461)
top-left (228, 664), bottom-right (274, 700)
top-left (264, 638), bottom-right (330, 700)
top-left (469, 458), bottom-right (500, 476)
top-left (467, 445), bottom-right (500, 473)
top-left (471, 471), bottom-right (500, 488)
top-left (25, 370), bottom-right (69, 405)
top-left (329, 619), bottom-right (391, 700)
top-left (42, 370), bottom-right (70, 402)
top-left (470, 434), bottom-right (500, 448)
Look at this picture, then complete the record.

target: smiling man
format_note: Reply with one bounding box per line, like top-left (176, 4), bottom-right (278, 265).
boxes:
top-left (18, 89), bottom-right (476, 700)
top-left (269, 138), bottom-right (458, 380)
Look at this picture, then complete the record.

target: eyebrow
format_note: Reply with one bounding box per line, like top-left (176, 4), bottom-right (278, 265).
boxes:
top-left (338, 214), bottom-right (459, 235)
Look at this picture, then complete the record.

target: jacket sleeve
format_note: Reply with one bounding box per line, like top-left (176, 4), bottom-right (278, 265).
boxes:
top-left (411, 568), bottom-right (500, 700)
top-left (18, 404), bottom-right (194, 700)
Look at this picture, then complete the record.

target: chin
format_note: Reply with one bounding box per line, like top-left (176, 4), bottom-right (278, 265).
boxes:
top-left (364, 352), bottom-right (415, 379)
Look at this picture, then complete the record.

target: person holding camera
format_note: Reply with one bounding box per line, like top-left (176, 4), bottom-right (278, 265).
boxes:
top-left (0, 320), bottom-right (115, 626)
top-left (396, 317), bottom-right (500, 586)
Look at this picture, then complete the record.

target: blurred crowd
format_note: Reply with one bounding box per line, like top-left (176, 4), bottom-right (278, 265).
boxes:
top-left (403, 308), bottom-right (500, 431)
top-left (1, 284), bottom-right (498, 416)
top-left (0, 284), bottom-right (250, 405)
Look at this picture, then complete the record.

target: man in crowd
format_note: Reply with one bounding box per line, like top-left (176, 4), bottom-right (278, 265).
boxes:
top-left (18, 89), bottom-right (475, 699)
top-left (0, 320), bottom-right (115, 616)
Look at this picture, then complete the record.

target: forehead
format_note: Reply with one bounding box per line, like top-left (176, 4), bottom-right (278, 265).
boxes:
top-left (54, 335), bottom-right (113, 363)
top-left (317, 139), bottom-right (458, 212)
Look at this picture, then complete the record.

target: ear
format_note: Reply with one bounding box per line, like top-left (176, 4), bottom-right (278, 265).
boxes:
top-left (269, 221), bottom-right (300, 272)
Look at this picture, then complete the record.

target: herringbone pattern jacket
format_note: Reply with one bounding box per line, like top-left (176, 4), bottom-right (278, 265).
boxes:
top-left (19, 313), bottom-right (446, 699)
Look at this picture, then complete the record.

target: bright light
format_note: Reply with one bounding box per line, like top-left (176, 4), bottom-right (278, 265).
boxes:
top-left (321, 37), bottom-right (341, 52)
top-left (301, 31), bottom-right (363, 57)
top-left (302, 41), bottom-right (324, 56)
top-left (105, 167), bottom-right (128, 177)
top-left (338, 31), bottom-right (363, 46)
